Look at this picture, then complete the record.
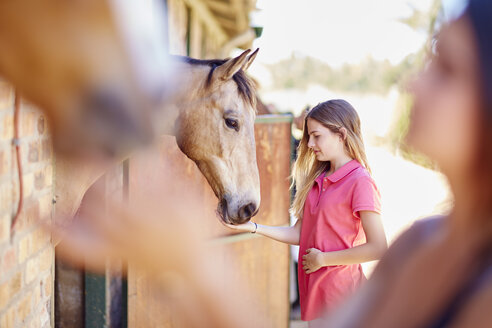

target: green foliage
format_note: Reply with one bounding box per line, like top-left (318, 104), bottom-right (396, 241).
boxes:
top-left (265, 0), bottom-right (443, 169)
top-left (398, 8), bottom-right (430, 31)
top-left (266, 54), bottom-right (419, 95)
top-left (388, 92), bottom-right (436, 169)
top-left (388, 0), bottom-right (442, 169)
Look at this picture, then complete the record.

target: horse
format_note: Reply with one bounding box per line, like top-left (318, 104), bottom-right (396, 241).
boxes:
top-left (0, 0), bottom-right (261, 225)
top-left (55, 49), bottom-right (261, 226)
top-left (0, 0), bottom-right (170, 156)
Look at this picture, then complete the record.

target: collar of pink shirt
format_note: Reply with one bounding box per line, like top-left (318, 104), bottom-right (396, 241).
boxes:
top-left (315, 159), bottom-right (361, 185)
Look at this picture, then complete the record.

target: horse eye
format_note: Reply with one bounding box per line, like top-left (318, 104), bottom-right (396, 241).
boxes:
top-left (225, 118), bottom-right (239, 131)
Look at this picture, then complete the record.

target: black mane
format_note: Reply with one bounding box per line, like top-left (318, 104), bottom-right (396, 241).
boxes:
top-left (174, 56), bottom-right (256, 107)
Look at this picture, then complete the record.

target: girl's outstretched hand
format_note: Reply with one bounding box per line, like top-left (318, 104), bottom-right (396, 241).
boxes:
top-left (220, 219), bottom-right (256, 233)
top-left (302, 248), bottom-right (324, 274)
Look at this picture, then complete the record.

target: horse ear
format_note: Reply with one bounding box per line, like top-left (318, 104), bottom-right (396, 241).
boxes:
top-left (214, 49), bottom-right (251, 82)
top-left (241, 48), bottom-right (259, 72)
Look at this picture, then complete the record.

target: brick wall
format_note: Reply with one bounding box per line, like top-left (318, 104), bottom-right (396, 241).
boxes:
top-left (0, 79), bottom-right (54, 328)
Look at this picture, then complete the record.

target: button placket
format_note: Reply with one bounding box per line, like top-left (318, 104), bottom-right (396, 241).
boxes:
top-left (314, 178), bottom-right (324, 208)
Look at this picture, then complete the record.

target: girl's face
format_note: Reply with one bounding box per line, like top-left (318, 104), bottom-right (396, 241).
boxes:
top-left (306, 118), bottom-right (345, 162)
top-left (407, 17), bottom-right (481, 177)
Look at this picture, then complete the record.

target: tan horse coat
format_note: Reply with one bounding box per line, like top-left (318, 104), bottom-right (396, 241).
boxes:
top-left (54, 50), bottom-right (261, 226)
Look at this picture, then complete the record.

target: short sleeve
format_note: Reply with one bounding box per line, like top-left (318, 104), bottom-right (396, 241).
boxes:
top-left (351, 176), bottom-right (381, 219)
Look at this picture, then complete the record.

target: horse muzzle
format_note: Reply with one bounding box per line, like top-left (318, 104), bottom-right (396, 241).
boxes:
top-left (217, 197), bottom-right (259, 225)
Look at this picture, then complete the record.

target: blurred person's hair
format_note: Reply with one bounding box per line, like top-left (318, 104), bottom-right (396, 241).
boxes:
top-left (290, 99), bottom-right (370, 219)
top-left (463, 0), bottom-right (492, 226)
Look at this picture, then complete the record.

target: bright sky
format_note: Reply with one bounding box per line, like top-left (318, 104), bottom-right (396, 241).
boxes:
top-left (250, 0), bottom-right (468, 67)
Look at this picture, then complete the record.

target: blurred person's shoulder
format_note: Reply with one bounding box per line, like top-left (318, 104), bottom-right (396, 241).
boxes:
top-left (452, 272), bottom-right (492, 327)
top-left (374, 216), bottom-right (445, 274)
top-left (410, 216), bottom-right (445, 238)
top-left (396, 215), bottom-right (445, 243)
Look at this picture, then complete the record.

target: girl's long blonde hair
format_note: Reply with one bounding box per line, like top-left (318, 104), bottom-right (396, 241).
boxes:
top-left (290, 99), bottom-right (370, 219)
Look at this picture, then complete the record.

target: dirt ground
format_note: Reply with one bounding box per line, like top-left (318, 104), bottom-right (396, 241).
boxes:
top-left (290, 320), bottom-right (308, 328)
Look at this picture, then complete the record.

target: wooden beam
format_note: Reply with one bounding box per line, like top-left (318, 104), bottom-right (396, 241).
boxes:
top-left (215, 15), bottom-right (238, 32)
top-left (206, 0), bottom-right (232, 16)
top-left (182, 0), bottom-right (228, 46)
top-left (231, 0), bottom-right (248, 32)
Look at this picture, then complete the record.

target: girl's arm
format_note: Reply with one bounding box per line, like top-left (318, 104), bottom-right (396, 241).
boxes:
top-left (222, 218), bottom-right (302, 245)
top-left (302, 211), bottom-right (387, 273)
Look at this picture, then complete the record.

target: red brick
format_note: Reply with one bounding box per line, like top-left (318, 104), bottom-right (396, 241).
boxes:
top-left (10, 271), bottom-right (22, 295)
top-left (28, 140), bottom-right (39, 162)
top-left (18, 233), bottom-right (32, 263)
top-left (0, 306), bottom-right (16, 328)
top-left (40, 139), bottom-right (52, 161)
top-left (0, 183), bottom-right (13, 214)
top-left (1, 114), bottom-right (13, 140)
top-left (34, 165), bottom-right (53, 191)
top-left (32, 283), bottom-right (41, 310)
top-left (0, 247), bottom-right (17, 275)
top-left (32, 228), bottom-right (50, 254)
top-left (0, 282), bottom-right (7, 308)
top-left (23, 172), bottom-right (34, 199)
top-left (0, 149), bottom-right (8, 177)
top-left (34, 169), bottom-right (45, 189)
top-left (37, 115), bottom-right (46, 135)
top-left (0, 214), bottom-right (10, 244)
top-left (16, 292), bottom-right (32, 324)
top-left (39, 194), bottom-right (52, 221)
top-left (0, 81), bottom-right (13, 110)
top-left (40, 301), bottom-right (51, 328)
top-left (25, 247), bottom-right (52, 285)
top-left (45, 165), bottom-right (52, 188)
top-left (41, 274), bottom-right (51, 298)
top-left (0, 271), bottom-right (22, 308)
top-left (14, 201), bottom-right (39, 232)
top-left (38, 246), bottom-right (52, 273)
top-left (28, 315), bottom-right (40, 328)
top-left (25, 257), bottom-right (38, 284)
top-left (20, 110), bottom-right (35, 138)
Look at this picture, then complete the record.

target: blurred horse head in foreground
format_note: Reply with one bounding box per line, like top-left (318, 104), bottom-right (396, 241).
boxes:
top-left (0, 0), bottom-right (172, 157)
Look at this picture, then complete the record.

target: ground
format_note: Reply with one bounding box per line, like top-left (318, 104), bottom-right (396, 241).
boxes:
top-left (291, 320), bottom-right (308, 328)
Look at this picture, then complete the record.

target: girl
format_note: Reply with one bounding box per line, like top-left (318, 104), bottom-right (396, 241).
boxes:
top-left (324, 0), bottom-right (492, 326)
top-left (225, 99), bottom-right (387, 325)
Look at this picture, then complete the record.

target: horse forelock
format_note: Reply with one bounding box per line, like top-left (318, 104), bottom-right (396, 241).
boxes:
top-left (174, 56), bottom-right (257, 113)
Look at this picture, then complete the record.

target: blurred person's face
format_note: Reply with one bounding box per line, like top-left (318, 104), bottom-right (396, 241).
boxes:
top-left (407, 18), bottom-right (481, 178)
top-left (307, 118), bottom-right (345, 162)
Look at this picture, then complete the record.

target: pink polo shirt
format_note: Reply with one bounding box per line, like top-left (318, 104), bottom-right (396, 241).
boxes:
top-left (298, 159), bottom-right (381, 321)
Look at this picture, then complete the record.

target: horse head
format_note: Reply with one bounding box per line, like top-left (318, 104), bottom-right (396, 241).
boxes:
top-left (0, 0), bottom-right (170, 157)
top-left (174, 50), bottom-right (261, 225)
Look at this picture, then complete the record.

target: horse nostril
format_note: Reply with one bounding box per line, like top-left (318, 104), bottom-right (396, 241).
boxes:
top-left (238, 203), bottom-right (257, 222)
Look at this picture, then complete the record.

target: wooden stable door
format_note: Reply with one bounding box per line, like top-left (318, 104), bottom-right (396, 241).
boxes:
top-left (127, 115), bottom-right (293, 328)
